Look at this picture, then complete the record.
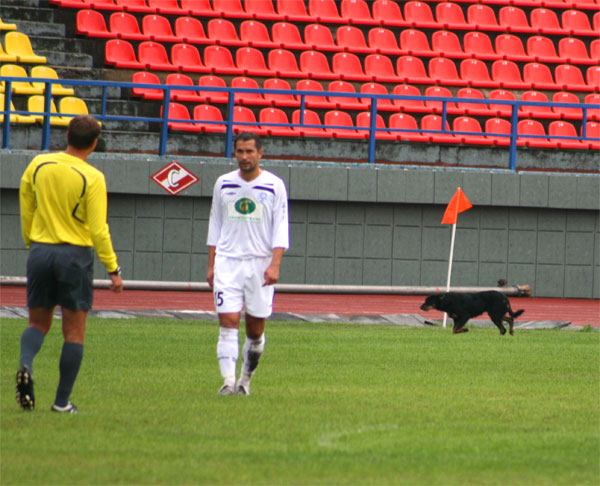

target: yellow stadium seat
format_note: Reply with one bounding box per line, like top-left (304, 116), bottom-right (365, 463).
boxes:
top-left (4, 31), bottom-right (46, 63)
top-left (0, 64), bottom-right (44, 95)
top-left (30, 66), bottom-right (75, 96)
top-left (0, 17), bottom-right (17, 31)
top-left (28, 95), bottom-right (70, 126)
top-left (0, 41), bottom-right (18, 64)
top-left (0, 93), bottom-right (36, 124)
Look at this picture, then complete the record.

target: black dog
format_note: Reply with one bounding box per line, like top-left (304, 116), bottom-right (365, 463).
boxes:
top-left (420, 291), bottom-right (524, 335)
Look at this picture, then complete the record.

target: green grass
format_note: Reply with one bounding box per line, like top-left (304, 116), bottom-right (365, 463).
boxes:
top-left (1, 318), bottom-right (599, 485)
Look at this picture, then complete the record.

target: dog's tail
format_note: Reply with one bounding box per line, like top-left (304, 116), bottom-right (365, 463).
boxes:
top-left (509, 308), bottom-right (525, 318)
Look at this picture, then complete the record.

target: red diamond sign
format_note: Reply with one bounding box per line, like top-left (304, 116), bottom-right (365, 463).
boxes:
top-left (151, 161), bottom-right (199, 195)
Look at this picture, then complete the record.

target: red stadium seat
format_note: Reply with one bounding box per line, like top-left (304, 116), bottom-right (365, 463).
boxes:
top-left (240, 20), bottom-right (275, 48)
top-left (519, 90), bottom-right (554, 118)
top-left (304, 24), bottom-right (338, 51)
top-left (142, 14), bottom-right (181, 43)
top-left (114, 0), bottom-right (154, 14)
top-left (424, 85), bottom-right (458, 114)
top-left (163, 102), bottom-right (201, 132)
top-left (179, 0), bottom-right (217, 16)
top-left (552, 91), bottom-right (583, 119)
top-left (292, 109), bottom-right (331, 137)
top-left (464, 32), bottom-right (498, 60)
top-left (456, 87), bottom-right (490, 116)
top-left (372, 0), bottom-right (404, 26)
top-left (588, 39), bottom-right (599, 60)
top-left (207, 19), bottom-right (245, 47)
top-left (517, 119), bottom-right (556, 148)
top-left (356, 111), bottom-right (395, 140)
top-left (231, 76), bottom-right (269, 105)
top-left (340, 0), bottom-right (377, 24)
top-left (489, 88), bottom-right (516, 116)
top-left (236, 46), bottom-right (272, 76)
top-left (271, 22), bottom-right (306, 50)
top-left (498, 6), bottom-right (531, 32)
top-left (495, 34), bottom-right (530, 62)
top-left (460, 58), bottom-right (494, 88)
top-left (165, 73), bottom-right (203, 103)
top-left (404, 1), bottom-right (438, 28)
top-left (268, 48), bottom-right (305, 77)
top-left (332, 52), bottom-right (370, 81)
top-left (324, 110), bottom-right (363, 139)
top-left (328, 80), bottom-right (364, 109)
top-left (197, 75), bottom-right (228, 103)
top-left (491, 60), bottom-right (528, 89)
top-left (309, 0), bottom-right (342, 23)
top-left (171, 43), bottom-right (209, 73)
top-left (232, 106), bottom-right (268, 134)
top-left (428, 57), bottom-right (462, 86)
top-left (360, 82), bottom-right (393, 109)
top-left (431, 30), bottom-right (466, 58)
top-left (392, 84), bottom-right (429, 113)
top-left (388, 112), bottom-right (429, 141)
top-left (192, 104), bottom-right (226, 133)
top-left (174, 17), bottom-right (210, 44)
top-left (593, 12), bottom-right (600, 32)
top-left (485, 117), bottom-right (512, 146)
top-left (558, 37), bottom-right (592, 64)
top-left (260, 107), bottom-right (297, 136)
top-left (527, 36), bottom-right (560, 63)
top-left (109, 12), bottom-right (147, 41)
top-left (213, 0), bottom-right (247, 18)
top-left (147, 0), bottom-right (184, 15)
top-left (435, 2), bottom-right (468, 29)
top-left (336, 26), bottom-right (370, 53)
top-left (523, 62), bottom-right (556, 90)
top-left (586, 66), bottom-right (600, 89)
top-left (548, 120), bottom-right (587, 149)
top-left (583, 121), bottom-right (600, 149)
top-left (399, 29), bottom-right (433, 57)
top-left (561, 9), bottom-right (593, 34)
top-left (300, 50), bottom-right (336, 79)
top-left (263, 77), bottom-right (299, 106)
top-left (245, 0), bottom-right (284, 21)
top-left (584, 93), bottom-right (600, 120)
top-left (204, 45), bottom-right (243, 75)
top-left (555, 64), bottom-right (588, 90)
top-left (77, 10), bottom-right (116, 38)
top-left (421, 114), bottom-right (458, 143)
top-left (467, 4), bottom-right (500, 30)
top-left (368, 27), bottom-right (401, 55)
top-left (396, 55), bottom-right (432, 84)
top-left (453, 116), bottom-right (491, 145)
top-left (131, 71), bottom-right (163, 100)
top-left (295, 79), bottom-right (333, 109)
top-left (138, 41), bottom-right (177, 71)
top-left (276, 0), bottom-right (313, 22)
top-left (105, 39), bottom-right (145, 69)
top-left (365, 54), bottom-right (398, 82)
top-left (530, 8), bottom-right (564, 35)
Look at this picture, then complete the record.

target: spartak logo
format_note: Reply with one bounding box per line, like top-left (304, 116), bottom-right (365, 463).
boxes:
top-left (151, 161), bottom-right (199, 195)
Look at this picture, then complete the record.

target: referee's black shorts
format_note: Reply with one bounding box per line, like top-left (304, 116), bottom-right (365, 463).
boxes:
top-left (26, 242), bottom-right (94, 311)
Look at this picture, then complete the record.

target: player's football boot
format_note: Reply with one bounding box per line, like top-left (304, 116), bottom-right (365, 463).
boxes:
top-left (51, 402), bottom-right (78, 414)
top-left (218, 384), bottom-right (236, 395)
top-left (235, 380), bottom-right (250, 396)
top-left (16, 366), bottom-right (35, 411)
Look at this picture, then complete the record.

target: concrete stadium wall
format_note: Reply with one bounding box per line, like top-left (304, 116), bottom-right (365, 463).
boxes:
top-left (1, 150), bottom-right (599, 298)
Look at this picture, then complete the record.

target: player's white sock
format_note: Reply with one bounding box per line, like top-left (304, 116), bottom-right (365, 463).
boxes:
top-left (217, 327), bottom-right (238, 387)
top-left (239, 334), bottom-right (265, 386)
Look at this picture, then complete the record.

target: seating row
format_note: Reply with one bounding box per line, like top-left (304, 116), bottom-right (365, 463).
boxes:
top-left (1, 31), bottom-right (47, 63)
top-left (105, 40), bottom-right (600, 91)
top-left (163, 101), bottom-right (600, 149)
top-left (132, 71), bottom-right (600, 120)
top-left (1, 94), bottom-right (91, 126)
top-left (77, 11), bottom-right (600, 65)
top-left (1, 64), bottom-right (75, 96)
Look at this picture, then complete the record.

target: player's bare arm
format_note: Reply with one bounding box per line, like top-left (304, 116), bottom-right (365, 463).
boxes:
top-left (264, 247), bottom-right (285, 286)
top-left (207, 246), bottom-right (216, 288)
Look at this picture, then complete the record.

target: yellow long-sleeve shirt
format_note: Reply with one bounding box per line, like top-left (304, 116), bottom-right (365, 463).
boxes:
top-left (19, 152), bottom-right (119, 273)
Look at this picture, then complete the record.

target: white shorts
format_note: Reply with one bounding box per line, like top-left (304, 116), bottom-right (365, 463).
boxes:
top-left (213, 254), bottom-right (274, 318)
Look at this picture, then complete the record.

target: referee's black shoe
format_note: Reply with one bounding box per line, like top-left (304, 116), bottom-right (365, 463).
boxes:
top-left (16, 366), bottom-right (35, 411)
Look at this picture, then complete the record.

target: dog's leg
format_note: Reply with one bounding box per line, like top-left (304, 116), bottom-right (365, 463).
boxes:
top-left (489, 312), bottom-right (507, 335)
top-left (504, 316), bottom-right (514, 335)
top-left (452, 317), bottom-right (469, 334)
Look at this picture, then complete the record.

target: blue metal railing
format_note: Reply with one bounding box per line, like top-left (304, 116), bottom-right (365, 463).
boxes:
top-left (1, 76), bottom-right (598, 171)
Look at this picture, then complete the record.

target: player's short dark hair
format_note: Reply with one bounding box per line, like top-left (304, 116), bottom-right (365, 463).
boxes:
top-left (67, 115), bottom-right (101, 150)
top-left (234, 131), bottom-right (262, 151)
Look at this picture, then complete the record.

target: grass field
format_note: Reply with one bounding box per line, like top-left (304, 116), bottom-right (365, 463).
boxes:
top-left (1, 317), bottom-right (598, 485)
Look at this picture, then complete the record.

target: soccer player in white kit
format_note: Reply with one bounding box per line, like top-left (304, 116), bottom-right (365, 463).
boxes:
top-left (206, 132), bottom-right (289, 395)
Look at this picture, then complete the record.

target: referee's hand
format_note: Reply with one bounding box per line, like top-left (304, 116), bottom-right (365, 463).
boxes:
top-left (109, 274), bottom-right (123, 293)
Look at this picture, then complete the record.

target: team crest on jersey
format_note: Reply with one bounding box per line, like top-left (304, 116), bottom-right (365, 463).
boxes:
top-left (234, 197), bottom-right (256, 214)
top-left (228, 197), bottom-right (263, 222)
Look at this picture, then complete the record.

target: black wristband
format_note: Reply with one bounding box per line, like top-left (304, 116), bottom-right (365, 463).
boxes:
top-left (109, 266), bottom-right (122, 276)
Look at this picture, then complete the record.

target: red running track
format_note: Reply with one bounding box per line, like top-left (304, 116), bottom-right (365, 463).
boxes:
top-left (1, 286), bottom-right (598, 327)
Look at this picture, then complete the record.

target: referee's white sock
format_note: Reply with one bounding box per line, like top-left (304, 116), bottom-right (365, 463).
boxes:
top-left (239, 334), bottom-right (265, 386)
top-left (217, 327), bottom-right (238, 387)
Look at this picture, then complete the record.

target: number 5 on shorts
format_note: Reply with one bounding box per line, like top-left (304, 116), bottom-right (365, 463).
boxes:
top-left (215, 291), bottom-right (224, 308)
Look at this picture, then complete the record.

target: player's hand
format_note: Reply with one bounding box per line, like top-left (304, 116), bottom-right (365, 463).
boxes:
top-left (109, 274), bottom-right (123, 293)
top-left (263, 265), bottom-right (279, 287)
top-left (206, 268), bottom-right (214, 288)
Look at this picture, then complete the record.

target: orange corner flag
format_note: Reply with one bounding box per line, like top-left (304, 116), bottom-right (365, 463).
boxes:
top-left (441, 187), bottom-right (472, 224)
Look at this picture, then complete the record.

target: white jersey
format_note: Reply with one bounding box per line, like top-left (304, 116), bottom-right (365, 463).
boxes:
top-left (207, 169), bottom-right (289, 259)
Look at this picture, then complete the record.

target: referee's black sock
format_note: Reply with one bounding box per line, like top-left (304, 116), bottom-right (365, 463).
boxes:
top-left (19, 326), bottom-right (45, 373)
top-left (54, 342), bottom-right (84, 407)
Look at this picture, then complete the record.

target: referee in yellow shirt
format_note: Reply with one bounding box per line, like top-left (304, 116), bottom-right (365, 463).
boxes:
top-left (17, 115), bottom-right (123, 413)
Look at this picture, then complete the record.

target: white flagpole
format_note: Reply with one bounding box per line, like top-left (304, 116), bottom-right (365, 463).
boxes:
top-left (443, 222), bottom-right (457, 328)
